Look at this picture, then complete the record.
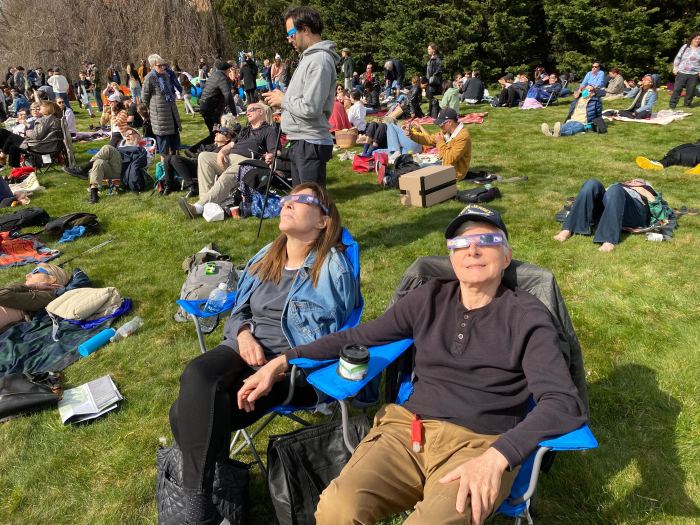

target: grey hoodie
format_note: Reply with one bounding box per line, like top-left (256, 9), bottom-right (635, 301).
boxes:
top-left (281, 40), bottom-right (339, 141)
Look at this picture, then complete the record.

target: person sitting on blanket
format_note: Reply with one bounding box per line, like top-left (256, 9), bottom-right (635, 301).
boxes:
top-left (407, 75), bottom-right (425, 118)
top-left (635, 137), bottom-right (700, 175)
top-left (177, 102), bottom-right (277, 220)
top-left (408, 108), bottom-right (472, 180)
top-left (460, 70), bottom-right (485, 104)
top-left (0, 264), bottom-right (69, 333)
top-left (606, 74), bottom-right (657, 120)
top-left (169, 183), bottom-right (357, 525)
top-left (0, 100), bottom-right (63, 168)
top-left (361, 117), bottom-right (422, 158)
top-left (347, 91), bottom-right (367, 133)
top-left (541, 86), bottom-right (602, 137)
top-left (602, 68), bottom-right (625, 100)
top-left (239, 204), bottom-right (587, 525)
top-left (441, 77), bottom-right (461, 114)
top-left (554, 178), bottom-right (663, 252)
top-left (64, 127), bottom-right (146, 204)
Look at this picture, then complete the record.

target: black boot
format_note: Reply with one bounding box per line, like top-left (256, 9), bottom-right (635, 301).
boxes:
top-left (64, 161), bottom-right (92, 180)
top-left (88, 187), bottom-right (99, 204)
top-left (161, 174), bottom-right (175, 196)
top-left (183, 487), bottom-right (220, 525)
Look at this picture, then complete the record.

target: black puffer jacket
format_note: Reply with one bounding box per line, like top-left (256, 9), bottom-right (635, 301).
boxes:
top-left (200, 68), bottom-right (235, 113)
top-left (406, 84), bottom-right (424, 118)
top-left (142, 70), bottom-right (181, 136)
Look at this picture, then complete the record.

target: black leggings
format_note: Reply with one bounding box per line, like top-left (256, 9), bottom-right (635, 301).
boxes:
top-left (163, 154), bottom-right (197, 188)
top-left (0, 129), bottom-right (25, 167)
top-left (365, 122), bottom-right (388, 148)
top-left (169, 345), bottom-right (317, 491)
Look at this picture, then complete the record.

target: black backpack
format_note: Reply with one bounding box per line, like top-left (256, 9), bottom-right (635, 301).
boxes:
top-left (0, 207), bottom-right (50, 232)
top-left (42, 213), bottom-right (100, 237)
top-left (455, 186), bottom-right (502, 204)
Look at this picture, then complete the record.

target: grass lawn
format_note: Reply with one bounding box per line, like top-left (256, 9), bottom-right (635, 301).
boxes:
top-left (0, 91), bottom-right (699, 525)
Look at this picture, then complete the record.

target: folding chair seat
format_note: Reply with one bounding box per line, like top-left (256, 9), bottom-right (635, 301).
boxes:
top-left (176, 227), bottom-right (365, 476)
top-left (289, 256), bottom-right (597, 524)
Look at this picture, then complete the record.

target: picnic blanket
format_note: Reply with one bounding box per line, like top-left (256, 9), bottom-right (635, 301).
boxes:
top-left (407, 112), bottom-right (489, 125)
top-left (0, 313), bottom-right (113, 378)
top-left (605, 109), bottom-right (692, 126)
top-left (0, 232), bottom-right (59, 269)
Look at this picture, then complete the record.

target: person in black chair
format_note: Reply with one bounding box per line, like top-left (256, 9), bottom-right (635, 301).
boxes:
top-left (0, 100), bottom-right (62, 168)
top-left (239, 204), bottom-right (587, 525)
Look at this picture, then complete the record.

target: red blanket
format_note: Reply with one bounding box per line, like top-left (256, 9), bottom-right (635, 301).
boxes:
top-left (0, 232), bottom-right (60, 268)
top-left (407, 112), bottom-right (489, 125)
top-left (329, 100), bottom-right (352, 133)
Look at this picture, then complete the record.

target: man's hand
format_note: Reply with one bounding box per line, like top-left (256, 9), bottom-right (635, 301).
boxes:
top-left (217, 149), bottom-right (229, 170)
top-left (438, 447), bottom-right (509, 525)
top-left (262, 89), bottom-right (285, 108)
top-left (237, 328), bottom-right (267, 367)
top-left (434, 133), bottom-right (445, 145)
top-left (236, 355), bottom-right (288, 412)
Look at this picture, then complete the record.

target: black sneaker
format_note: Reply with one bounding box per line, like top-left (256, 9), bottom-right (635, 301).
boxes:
top-left (64, 166), bottom-right (89, 180)
top-left (88, 187), bottom-right (99, 204)
top-left (178, 197), bottom-right (196, 219)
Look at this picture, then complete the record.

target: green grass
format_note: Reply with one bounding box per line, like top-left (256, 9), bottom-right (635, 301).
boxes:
top-left (1, 93), bottom-right (699, 524)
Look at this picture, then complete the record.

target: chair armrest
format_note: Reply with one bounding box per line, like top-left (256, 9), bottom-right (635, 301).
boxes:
top-left (176, 291), bottom-right (237, 319)
top-left (288, 358), bottom-right (338, 370)
top-left (304, 338), bottom-right (414, 401)
top-left (539, 424), bottom-right (598, 451)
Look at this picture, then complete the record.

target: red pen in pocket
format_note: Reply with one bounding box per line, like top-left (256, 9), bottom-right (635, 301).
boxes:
top-left (411, 414), bottom-right (423, 453)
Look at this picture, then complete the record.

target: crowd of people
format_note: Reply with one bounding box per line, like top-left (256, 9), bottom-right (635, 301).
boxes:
top-left (1, 7), bottom-right (698, 524)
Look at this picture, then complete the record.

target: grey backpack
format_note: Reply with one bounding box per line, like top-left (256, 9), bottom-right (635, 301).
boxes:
top-left (174, 260), bottom-right (239, 332)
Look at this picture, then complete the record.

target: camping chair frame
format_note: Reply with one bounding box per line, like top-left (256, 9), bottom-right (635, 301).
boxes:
top-left (176, 227), bottom-right (365, 477)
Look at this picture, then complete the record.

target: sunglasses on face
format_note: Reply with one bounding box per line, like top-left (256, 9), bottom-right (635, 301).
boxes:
top-left (286, 27), bottom-right (298, 38)
top-left (246, 108), bottom-right (261, 114)
top-left (447, 233), bottom-right (505, 250)
top-left (30, 267), bottom-right (49, 275)
top-left (280, 194), bottom-right (329, 215)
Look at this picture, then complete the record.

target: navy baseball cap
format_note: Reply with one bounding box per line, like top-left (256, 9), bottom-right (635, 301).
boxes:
top-left (434, 108), bottom-right (459, 126)
top-left (445, 204), bottom-right (509, 239)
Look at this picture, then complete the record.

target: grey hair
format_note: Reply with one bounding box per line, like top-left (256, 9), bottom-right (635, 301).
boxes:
top-left (148, 54), bottom-right (164, 67)
top-left (384, 60), bottom-right (393, 70)
top-left (220, 112), bottom-right (238, 130)
top-left (454, 220), bottom-right (510, 249)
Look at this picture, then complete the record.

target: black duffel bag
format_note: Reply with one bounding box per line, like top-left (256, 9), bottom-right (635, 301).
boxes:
top-left (267, 415), bottom-right (371, 525)
top-left (0, 372), bottom-right (63, 422)
top-left (455, 186), bottom-right (502, 204)
top-left (156, 443), bottom-right (250, 525)
top-left (0, 207), bottom-right (50, 232)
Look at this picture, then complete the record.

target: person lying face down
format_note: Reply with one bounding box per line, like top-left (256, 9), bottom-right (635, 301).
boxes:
top-left (0, 264), bottom-right (69, 332)
top-left (243, 204), bottom-right (587, 525)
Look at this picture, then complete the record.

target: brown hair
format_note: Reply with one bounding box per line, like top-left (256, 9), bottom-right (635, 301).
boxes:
top-left (249, 182), bottom-right (343, 287)
top-left (40, 100), bottom-right (61, 118)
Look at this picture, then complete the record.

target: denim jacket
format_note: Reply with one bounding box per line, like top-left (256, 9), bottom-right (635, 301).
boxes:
top-left (222, 243), bottom-right (357, 352)
top-left (627, 89), bottom-right (657, 114)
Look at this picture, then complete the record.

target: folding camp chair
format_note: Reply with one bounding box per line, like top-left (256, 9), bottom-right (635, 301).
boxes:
top-left (25, 115), bottom-right (74, 175)
top-left (176, 227), bottom-right (365, 475)
top-left (289, 257), bottom-right (597, 524)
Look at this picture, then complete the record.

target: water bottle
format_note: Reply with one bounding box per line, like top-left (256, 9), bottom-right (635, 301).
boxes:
top-left (645, 232), bottom-right (663, 242)
top-left (110, 316), bottom-right (144, 342)
top-left (199, 283), bottom-right (228, 332)
top-left (79, 328), bottom-right (116, 357)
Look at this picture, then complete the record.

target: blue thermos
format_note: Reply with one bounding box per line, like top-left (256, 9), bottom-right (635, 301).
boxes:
top-left (78, 328), bottom-right (116, 357)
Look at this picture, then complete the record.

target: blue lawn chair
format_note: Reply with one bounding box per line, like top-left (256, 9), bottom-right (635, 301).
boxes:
top-left (176, 227), bottom-right (364, 475)
top-left (290, 340), bottom-right (597, 524)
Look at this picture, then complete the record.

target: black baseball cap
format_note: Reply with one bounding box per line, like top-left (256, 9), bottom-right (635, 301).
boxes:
top-left (434, 108), bottom-right (459, 126)
top-left (445, 204), bottom-right (509, 239)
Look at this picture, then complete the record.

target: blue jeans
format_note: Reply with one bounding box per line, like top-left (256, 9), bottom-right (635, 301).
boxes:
top-left (386, 124), bottom-right (421, 154)
top-left (563, 179), bottom-right (649, 244)
top-left (560, 121), bottom-right (586, 136)
top-left (130, 85), bottom-right (142, 102)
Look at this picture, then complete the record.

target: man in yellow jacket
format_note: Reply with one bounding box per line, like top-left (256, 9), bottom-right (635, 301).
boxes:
top-left (409, 108), bottom-right (471, 180)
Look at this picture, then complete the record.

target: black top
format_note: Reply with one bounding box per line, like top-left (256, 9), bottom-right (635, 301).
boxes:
top-left (285, 279), bottom-right (587, 468)
top-left (231, 122), bottom-right (278, 159)
top-left (128, 103), bottom-right (144, 128)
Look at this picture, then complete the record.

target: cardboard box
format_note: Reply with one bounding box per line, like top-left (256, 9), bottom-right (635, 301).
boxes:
top-left (399, 165), bottom-right (457, 207)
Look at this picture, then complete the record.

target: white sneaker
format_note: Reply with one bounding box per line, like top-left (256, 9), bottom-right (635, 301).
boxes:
top-left (541, 123), bottom-right (552, 136)
top-left (553, 122), bottom-right (562, 137)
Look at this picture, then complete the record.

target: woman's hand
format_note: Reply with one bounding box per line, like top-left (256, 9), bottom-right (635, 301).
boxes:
top-left (237, 328), bottom-right (267, 367)
top-left (217, 149), bottom-right (229, 170)
top-left (237, 355), bottom-right (288, 412)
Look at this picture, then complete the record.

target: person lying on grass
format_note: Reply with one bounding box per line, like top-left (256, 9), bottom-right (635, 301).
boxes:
top-left (239, 204), bottom-right (586, 525)
top-left (635, 137), bottom-right (700, 175)
top-left (0, 264), bottom-right (69, 333)
top-left (554, 178), bottom-right (666, 252)
top-left (168, 183), bottom-right (357, 525)
top-left (541, 86), bottom-right (602, 137)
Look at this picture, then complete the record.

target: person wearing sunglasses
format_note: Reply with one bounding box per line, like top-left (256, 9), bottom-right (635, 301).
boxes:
top-left (0, 264), bottom-right (69, 333)
top-left (178, 103), bottom-right (278, 219)
top-left (169, 182), bottom-right (357, 523)
top-left (256, 204), bottom-right (586, 525)
top-left (261, 6), bottom-right (338, 187)
top-left (142, 53), bottom-right (182, 159)
top-left (577, 62), bottom-right (606, 97)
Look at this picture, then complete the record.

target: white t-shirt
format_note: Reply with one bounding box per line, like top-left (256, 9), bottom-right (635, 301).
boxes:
top-left (347, 102), bottom-right (367, 132)
top-left (48, 74), bottom-right (69, 93)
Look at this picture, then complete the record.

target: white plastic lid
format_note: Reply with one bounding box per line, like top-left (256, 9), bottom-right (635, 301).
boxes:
top-left (218, 283), bottom-right (228, 290)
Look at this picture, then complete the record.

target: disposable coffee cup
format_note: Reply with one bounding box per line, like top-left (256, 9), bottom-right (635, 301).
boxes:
top-left (337, 344), bottom-right (369, 381)
top-left (230, 206), bottom-right (240, 219)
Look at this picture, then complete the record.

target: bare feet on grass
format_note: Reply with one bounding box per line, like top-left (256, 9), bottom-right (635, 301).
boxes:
top-left (598, 242), bottom-right (615, 252)
top-left (553, 230), bottom-right (572, 242)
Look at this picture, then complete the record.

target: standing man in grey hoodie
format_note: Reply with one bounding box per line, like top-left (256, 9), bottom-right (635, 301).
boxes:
top-left (263, 6), bottom-right (338, 187)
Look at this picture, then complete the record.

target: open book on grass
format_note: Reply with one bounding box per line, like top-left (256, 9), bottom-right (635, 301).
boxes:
top-left (58, 375), bottom-right (123, 425)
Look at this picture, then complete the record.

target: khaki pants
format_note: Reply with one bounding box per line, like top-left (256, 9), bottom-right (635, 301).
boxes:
top-left (195, 152), bottom-right (250, 206)
top-left (89, 145), bottom-right (122, 186)
top-left (316, 404), bottom-right (518, 525)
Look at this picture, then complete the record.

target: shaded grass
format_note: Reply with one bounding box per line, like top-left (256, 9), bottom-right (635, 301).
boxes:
top-left (0, 92), bottom-right (699, 524)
